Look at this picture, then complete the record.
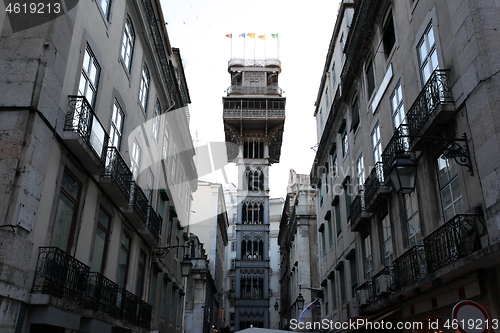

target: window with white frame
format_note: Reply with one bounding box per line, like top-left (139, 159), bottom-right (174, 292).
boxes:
top-left (331, 151), bottom-right (338, 179)
top-left (390, 80), bottom-right (405, 130)
top-left (78, 45), bottom-right (100, 107)
top-left (341, 129), bottom-right (349, 158)
top-left (97, 0), bottom-right (111, 20)
top-left (171, 149), bottom-right (177, 181)
top-left (131, 140), bottom-right (141, 180)
top-left (146, 168), bottom-right (154, 202)
top-left (417, 22), bottom-right (439, 85)
top-left (437, 155), bottom-right (463, 221)
top-left (356, 153), bottom-right (364, 191)
top-left (371, 122), bottom-right (382, 163)
top-left (405, 192), bottom-right (422, 247)
top-left (162, 129), bottom-right (170, 161)
top-left (139, 63), bottom-right (150, 111)
top-left (152, 99), bottom-right (161, 142)
top-left (109, 100), bottom-right (124, 149)
top-left (381, 215), bottom-right (394, 266)
top-left (363, 234), bottom-right (373, 280)
top-left (121, 16), bottom-right (135, 72)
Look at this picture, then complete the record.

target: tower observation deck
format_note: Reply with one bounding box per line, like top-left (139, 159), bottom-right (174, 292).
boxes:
top-left (222, 57), bottom-right (285, 330)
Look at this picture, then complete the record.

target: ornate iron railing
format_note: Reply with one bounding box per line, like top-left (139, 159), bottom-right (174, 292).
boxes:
top-left (130, 183), bottom-right (149, 224)
top-left (424, 214), bottom-right (480, 273)
top-left (227, 85), bottom-right (282, 96)
top-left (65, 96), bottom-right (109, 164)
top-left (138, 300), bottom-right (153, 329)
top-left (118, 288), bottom-right (140, 324)
top-left (406, 69), bottom-right (453, 136)
top-left (350, 194), bottom-right (364, 225)
top-left (393, 245), bottom-right (427, 289)
top-left (381, 124), bottom-right (411, 176)
top-left (147, 206), bottom-right (162, 240)
top-left (363, 162), bottom-right (385, 206)
top-left (105, 147), bottom-right (134, 197)
top-left (87, 272), bottom-right (118, 315)
top-left (32, 247), bottom-right (89, 304)
top-left (228, 58), bottom-right (281, 68)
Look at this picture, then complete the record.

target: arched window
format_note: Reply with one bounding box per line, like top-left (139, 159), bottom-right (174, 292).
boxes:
top-left (246, 168), bottom-right (264, 191)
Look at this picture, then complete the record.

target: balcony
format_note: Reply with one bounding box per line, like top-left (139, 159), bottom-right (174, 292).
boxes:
top-left (363, 163), bottom-right (391, 211)
top-left (393, 245), bottom-right (427, 289)
top-left (228, 58), bottom-right (281, 68)
top-left (222, 99), bottom-right (285, 120)
top-left (141, 206), bottom-right (161, 246)
top-left (121, 182), bottom-right (149, 229)
top-left (63, 96), bottom-right (109, 175)
top-left (227, 84), bottom-right (282, 96)
top-left (406, 70), bottom-right (455, 138)
top-left (32, 247), bottom-right (151, 330)
top-left (350, 194), bottom-right (371, 232)
top-left (381, 125), bottom-right (410, 176)
top-left (424, 214), bottom-right (481, 273)
top-left (100, 147), bottom-right (134, 208)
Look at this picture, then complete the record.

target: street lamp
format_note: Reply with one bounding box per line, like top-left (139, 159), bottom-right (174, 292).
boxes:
top-left (295, 293), bottom-right (305, 311)
top-left (180, 254), bottom-right (192, 277)
top-left (388, 151), bottom-right (418, 194)
top-left (274, 301), bottom-right (279, 311)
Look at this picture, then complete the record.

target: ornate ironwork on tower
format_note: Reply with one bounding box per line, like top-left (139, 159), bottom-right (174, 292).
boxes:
top-left (223, 57), bottom-right (285, 330)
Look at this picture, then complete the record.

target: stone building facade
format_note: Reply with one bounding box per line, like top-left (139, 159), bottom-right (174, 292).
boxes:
top-left (0, 1), bottom-right (196, 332)
top-left (312, 0), bottom-right (500, 330)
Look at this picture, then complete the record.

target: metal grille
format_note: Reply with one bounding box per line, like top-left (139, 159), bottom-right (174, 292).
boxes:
top-left (363, 162), bottom-right (385, 206)
top-left (105, 147), bottom-right (133, 197)
top-left (393, 245), bottom-right (427, 289)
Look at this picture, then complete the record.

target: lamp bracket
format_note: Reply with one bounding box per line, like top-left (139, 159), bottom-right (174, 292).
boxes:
top-left (401, 133), bottom-right (473, 175)
top-left (153, 245), bottom-right (189, 262)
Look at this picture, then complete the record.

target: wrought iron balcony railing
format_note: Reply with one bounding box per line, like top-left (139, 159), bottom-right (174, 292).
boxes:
top-left (130, 183), bottom-right (150, 224)
top-left (118, 288), bottom-right (140, 325)
top-left (87, 272), bottom-right (118, 316)
top-left (363, 162), bottom-right (385, 207)
top-left (424, 214), bottom-right (481, 273)
top-left (147, 206), bottom-right (162, 240)
top-left (105, 147), bottom-right (134, 198)
top-left (381, 124), bottom-right (411, 176)
top-left (32, 247), bottom-right (89, 304)
top-left (393, 245), bottom-right (427, 289)
top-left (406, 69), bottom-right (453, 136)
top-left (350, 194), bottom-right (364, 226)
top-left (65, 96), bottom-right (109, 165)
top-left (227, 85), bottom-right (282, 96)
top-left (138, 300), bottom-right (153, 329)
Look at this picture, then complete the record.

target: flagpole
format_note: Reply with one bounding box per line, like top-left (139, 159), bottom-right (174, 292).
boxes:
top-left (230, 33), bottom-right (233, 59)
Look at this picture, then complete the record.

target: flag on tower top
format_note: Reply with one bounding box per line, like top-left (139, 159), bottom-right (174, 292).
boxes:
top-left (258, 35), bottom-right (266, 40)
top-left (247, 33), bottom-right (255, 38)
top-left (225, 34), bottom-right (232, 38)
top-left (271, 33), bottom-right (279, 38)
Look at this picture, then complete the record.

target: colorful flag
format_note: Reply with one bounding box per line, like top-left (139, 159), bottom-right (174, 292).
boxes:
top-left (247, 33), bottom-right (255, 38)
top-left (225, 34), bottom-right (232, 38)
top-left (271, 33), bottom-right (279, 38)
top-left (258, 35), bottom-right (266, 40)
top-left (239, 33), bottom-right (245, 37)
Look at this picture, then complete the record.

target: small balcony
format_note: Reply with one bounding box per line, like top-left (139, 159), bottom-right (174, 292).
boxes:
top-left (100, 147), bottom-right (134, 208)
top-left (32, 247), bottom-right (152, 330)
top-left (406, 69), bottom-right (455, 138)
top-left (424, 214), bottom-right (481, 273)
top-left (350, 194), bottom-right (371, 232)
top-left (381, 125), bottom-right (411, 176)
top-left (141, 206), bottom-right (161, 246)
top-left (121, 182), bottom-right (150, 230)
top-left (222, 99), bottom-right (285, 120)
top-left (227, 84), bottom-right (282, 96)
top-left (63, 96), bottom-right (109, 175)
top-left (363, 162), bottom-right (391, 211)
top-left (393, 245), bottom-right (427, 289)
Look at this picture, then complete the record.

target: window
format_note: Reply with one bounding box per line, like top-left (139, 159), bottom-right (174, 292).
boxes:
top-left (363, 234), bottom-right (373, 280)
top-left (231, 241), bottom-right (236, 252)
top-left (135, 250), bottom-right (146, 298)
top-left (350, 94), bottom-right (360, 131)
top-left (130, 140), bottom-right (141, 180)
top-left (167, 216), bottom-right (174, 245)
top-left (169, 288), bottom-right (177, 322)
top-left (110, 100), bottom-right (124, 149)
top-left (90, 206), bottom-right (111, 273)
top-left (325, 87), bottom-right (330, 110)
top-left (334, 204), bottom-right (341, 236)
top-left (349, 257), bottom-right (358, 295)
top-left (149, 270), bottom-right (158, 313)
top-left (382, 9), bottom-right (396, 56)
top-left (331, 152), bottom-right (338, 179)
top-left (339, 266), bottom-right (346, 303)
top-left (327, 214), bottom-right (334, 248)
top-left (365, 58), bottom-right (375, 98)
top-left (78, 45), bottom-right (100, 107)
top-left (371, 123), bottom-right (382, 163)
top-left (139, 63), bottom-right (150, 110)
top-left (51, 170), bottom-right (81, 252)
top-left (417, 22), bottom-right (439, 85)
top-left (241, 236), bottom-right (264, 260)
top-left (405, 192), bottom-right (421, 247)
top-left (120, 16), bottom-right (135, 72)
top-left (330, 276), bottom-right (337, 310)
top-left (162, 128), bottom-right (170, 161)
top-left (323, 282), bottom-right (329, 315)
top-left (117, 231), bottom-right (131, 288)
top-left (356, 154), bottom-right (365, 190)
top-left (341, 129), bottom-right (349, 158)
top-left (381, 215), bottom-right (394, 266)
top-left (437, 156), bottom-right (463, 221)
top-left (246, 167), bottom-right (264, 191)
top-left (160, 279), bottom-right (168, 318)
top-left (152, 99), bottom-right (161, 142)
top-left (390, 81), bottom-right (405, 130)
top-left (97, 0), bottom-right (111, 20)
top-left (171, 149), bottom-right (178, 181)
top-left (243, 139), bottom-right (264, 158)
top-left (242, 201), bottom-right (264, 224)
top-left (344, 179), bottom-right (352, 219)
top-left (146, 168), bottom-right (154, 202)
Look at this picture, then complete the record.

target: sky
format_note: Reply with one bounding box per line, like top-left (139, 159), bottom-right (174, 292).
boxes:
top-left (160, 0), bottom-right (341, 199)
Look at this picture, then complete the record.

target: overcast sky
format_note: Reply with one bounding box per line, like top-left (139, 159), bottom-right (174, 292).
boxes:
top-left (160, 0), bottom-right (341, 199)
